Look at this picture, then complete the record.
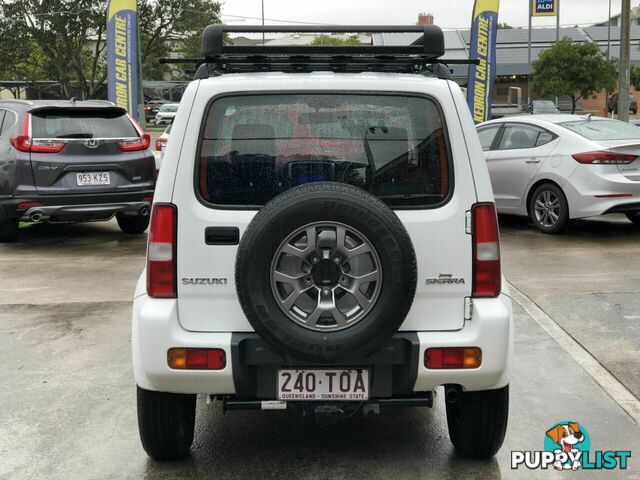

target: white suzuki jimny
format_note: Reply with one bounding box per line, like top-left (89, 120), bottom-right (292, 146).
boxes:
top-left (132, 24), bottom-right (513, 461)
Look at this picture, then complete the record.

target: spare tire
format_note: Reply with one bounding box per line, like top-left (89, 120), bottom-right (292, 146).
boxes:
top-left (235, 182), bottom-right (417, 363)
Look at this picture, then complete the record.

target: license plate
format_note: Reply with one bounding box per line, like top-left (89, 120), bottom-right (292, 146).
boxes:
top-left (277, 369), bottom-right (369, 401)
top-left (76, 172), bottom-right (110, 186)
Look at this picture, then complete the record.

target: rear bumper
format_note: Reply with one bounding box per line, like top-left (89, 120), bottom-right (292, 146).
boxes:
top-left (1, 190), bottom-right (154, 222)
top-left (132, 275), bottom-right (513, 396)
top-left (564, 167), bottom-right (640, 218)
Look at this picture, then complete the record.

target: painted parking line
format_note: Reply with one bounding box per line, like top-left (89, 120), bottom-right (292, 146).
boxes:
top-left (508, 281), bottom-right (640, 424)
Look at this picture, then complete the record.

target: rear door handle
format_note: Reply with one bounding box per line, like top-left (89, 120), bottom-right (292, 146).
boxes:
top-left (525, 158), bottom-right (541, 164)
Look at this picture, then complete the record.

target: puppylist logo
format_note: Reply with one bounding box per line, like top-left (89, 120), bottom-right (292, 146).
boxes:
top-left (511, 422), bottom-right (631, 471)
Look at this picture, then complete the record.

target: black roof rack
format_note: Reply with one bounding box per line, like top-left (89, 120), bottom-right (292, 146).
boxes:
top-left (160, 25), bottom-right (478, 79)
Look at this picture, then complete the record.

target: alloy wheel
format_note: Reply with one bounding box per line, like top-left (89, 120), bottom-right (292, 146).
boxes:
top-left (533, 190), bottom-right (561, 228)
top-left (270, 222), bottom-right (382, 332)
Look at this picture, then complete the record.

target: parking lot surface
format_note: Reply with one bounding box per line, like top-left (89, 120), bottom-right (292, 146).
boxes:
top-left (1, 216), bottom-right (639, 479)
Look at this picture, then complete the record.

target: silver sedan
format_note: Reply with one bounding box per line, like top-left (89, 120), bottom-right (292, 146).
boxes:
top-left (477, 114), bottom-right (640, 233)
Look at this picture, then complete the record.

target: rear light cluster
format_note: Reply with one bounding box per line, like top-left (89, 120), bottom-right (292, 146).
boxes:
top-left (167, 348), bottom-right (226, 370)
top-left (425, 347), bottom-right (482, 369)
top-left (572, 151), bottom-right (638, 164)
top-left (471, 203), bottom-right (501, 297)
top-left (10, 113), bottom-right (65, 153)
top-left (124, 114), bottom-right (151, 152)
top-left (155, 137), bottom-right (167, 152)
top-left (147, 203), bottom-right (177, 298)
top-left (117, 133), bottom-right (151, 152)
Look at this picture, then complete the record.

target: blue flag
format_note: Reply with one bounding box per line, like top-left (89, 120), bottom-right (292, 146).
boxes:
top-left (106, 0), bottom-right (140, 120)
top-left (467, 0), bottom-right (500, 124)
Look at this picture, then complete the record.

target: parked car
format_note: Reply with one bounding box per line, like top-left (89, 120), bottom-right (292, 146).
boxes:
top-left (477, 114), bottom-right (640, 233)
top-left (153, 122), bottom-right (171, 170)
top-left (144, 98), bottom-right (168, 123)
top-left (154, 103), bottom-right (179, 125)
top-left (523, 100), bottom-right (560, 114)
top-left (0, 99), bottom-right (155, 242)
top-left (608, 93), bottom-right (638, 115)
top-left (133, 24), bottom-right (513, 462)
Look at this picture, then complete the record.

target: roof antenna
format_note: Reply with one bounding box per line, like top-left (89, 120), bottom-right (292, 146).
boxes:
top-left (69, 97), bottom-right (76, 103)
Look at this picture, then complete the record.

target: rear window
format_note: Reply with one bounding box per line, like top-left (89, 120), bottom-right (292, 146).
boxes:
top-left (197, 94), bottom-right (451, 208)
top-left (559, 119), bottom-right (640, 141)
top-left (31, 108), bottom-right (138, 139)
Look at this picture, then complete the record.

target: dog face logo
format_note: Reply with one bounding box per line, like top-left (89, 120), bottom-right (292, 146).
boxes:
top-left (545, 422), bottom-right (585, 470)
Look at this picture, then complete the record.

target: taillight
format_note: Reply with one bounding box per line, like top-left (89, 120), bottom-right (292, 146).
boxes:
top-left (572, 150), bottom-right (637, 164)
top-left (472, 203), bottom-right (501, 298)
top-left (425, 347), bottom-right (482, 369)
top-left (10, 113), bottom-right (65, 153)
top-left (147, 203), bottom-right (177, 298)
top-left (118, 133), bottom-right (151, 152)
top-left (167, 348), bottom-right (226, 370)
top-left (155, 137), bottom-right (167, 151)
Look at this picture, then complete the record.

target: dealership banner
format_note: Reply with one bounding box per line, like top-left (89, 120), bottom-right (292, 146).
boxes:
top-left (467, 0), bottom-right (500, 124)
top-left (106, 0), bottom-right (139, 120)
top-left (532, 0), bottom-right (557, 17)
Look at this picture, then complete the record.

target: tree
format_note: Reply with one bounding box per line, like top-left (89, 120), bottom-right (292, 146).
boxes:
top-left (310, 34), bottom-right (363, 46)
top-left (631, 64), bottom-right (640, 91)
top-left (0, 0), bottom-right (222, 98)
top-left (137, 0), bottom-right (222, 80)
top-left (532, 37), bottom-right (617, 113)
top-left (497, 22), bottom-right (513, 29)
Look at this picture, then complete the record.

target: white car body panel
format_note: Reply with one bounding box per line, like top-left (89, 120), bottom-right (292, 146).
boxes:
top-left (478, 114), bottom-right (640, 218)
top-left (134, 72), bottom-right (513, 394)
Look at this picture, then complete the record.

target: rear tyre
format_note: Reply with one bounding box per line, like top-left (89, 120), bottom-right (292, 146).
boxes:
top-left (117, 214), bottom-right (150, 234)
top-left (0, 212), bottom-right (19, 243)
top-left (625, 212), bottom-right (640, 225)
top-left (529, 183), bottom-right (569, 234)
top-left (137, 386), bottom-right (196, 461)
top-left (446, 385), bottom-right (509, 459)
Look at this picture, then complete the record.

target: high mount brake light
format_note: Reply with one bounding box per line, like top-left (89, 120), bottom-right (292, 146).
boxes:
top-left (572, 151), bottom-right (637, 164)
top-left (147, 204), bottom-right (177, 298)
top-left (10, 113), bottom-right (65, 153)
top-left (472, 203), bottom-right (501, 298)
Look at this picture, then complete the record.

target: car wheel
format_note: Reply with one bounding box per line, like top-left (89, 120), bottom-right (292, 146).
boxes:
top-left (137, 386), bottom-right (196, 460)
top-left (117, 213), bottom-right (150, 234)
top-left (0, 212), bottom-right (19, 243)
top-left (235, 182), bottom-right (417, 363)
top-left (446, 385), bottom-right (509, 459)
top-left (529, 184), bottom-right (569, 234)
top-left (625, 212), bottom-right (640, 225)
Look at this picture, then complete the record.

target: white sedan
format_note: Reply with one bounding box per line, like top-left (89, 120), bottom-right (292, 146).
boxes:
top-left (477, 114), bottom-right (640, 233)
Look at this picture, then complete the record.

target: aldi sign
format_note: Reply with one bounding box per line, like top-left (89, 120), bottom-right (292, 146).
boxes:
top-left (533, 0), bottom-right (558, 16)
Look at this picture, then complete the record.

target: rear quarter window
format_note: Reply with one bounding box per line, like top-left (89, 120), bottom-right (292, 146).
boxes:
top-left (197, 93), bottom-right (452, 209)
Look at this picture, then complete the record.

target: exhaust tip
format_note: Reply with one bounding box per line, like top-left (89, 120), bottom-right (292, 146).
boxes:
top-left (445, 386), bottom-right (461, 404)
top-left (139, 206), bottom-right (150, 216)
top-left (30, 211), bottom-right (43, 223)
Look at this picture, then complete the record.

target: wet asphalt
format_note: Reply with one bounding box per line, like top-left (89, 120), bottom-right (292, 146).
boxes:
top-left (1, 216), bottom-right (639, 479)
